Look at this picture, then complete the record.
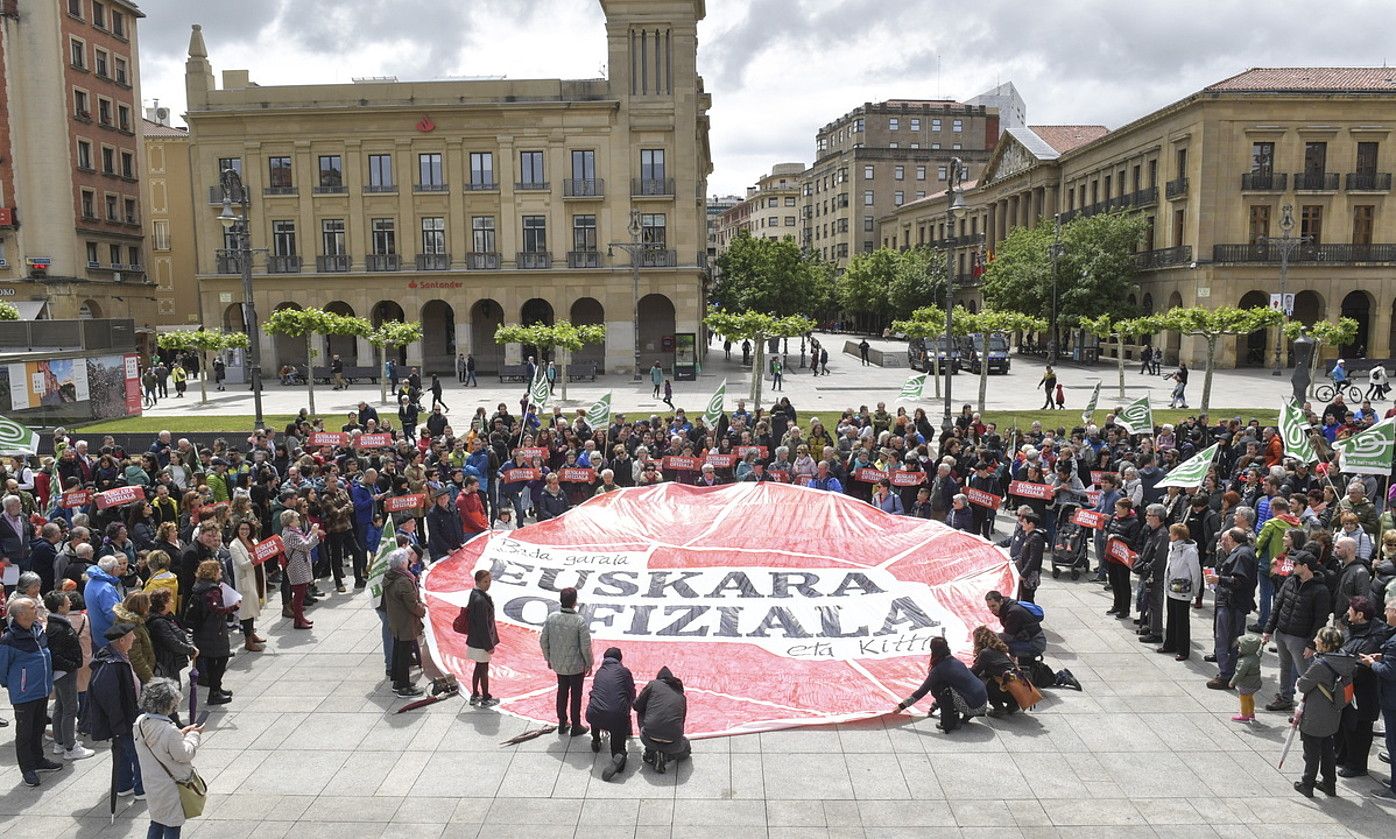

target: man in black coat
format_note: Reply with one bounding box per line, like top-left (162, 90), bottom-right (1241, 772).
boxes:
top-left (586, 647), bottom-right (637, 781)
top-left (426, 491), bottom-right (465, 562)
top-left (968, 461), bottom-right (998, 538)
top-left (634, 666), bottom-right (690, 774)
top-left (86, 622), bottom-right (143, 797)
top-left (985, 590), bottom-right (1046, 666)
top-left (1136, 505), bottom-right (1170, 644)
top-left (1208, 528), bottom-right (1258, 690)
top-left (1016, 512), bottom-right (1045, 604)
top-left (29, 524), bottom-right (62, 595)
top-left (1263, 552), bottom-right (1332, 710)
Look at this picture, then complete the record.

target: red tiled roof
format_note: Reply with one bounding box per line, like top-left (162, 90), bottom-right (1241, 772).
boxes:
top-left (142, 118), bottom-right (187, 138)
top-left (1205, 67), bottom-right (1396, 92)
top-left (1028, 125), bottom-right (1109, 154)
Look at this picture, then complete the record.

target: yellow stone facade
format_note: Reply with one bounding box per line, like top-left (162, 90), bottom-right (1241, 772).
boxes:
top-left (712, 163), bottom-right (806, 254)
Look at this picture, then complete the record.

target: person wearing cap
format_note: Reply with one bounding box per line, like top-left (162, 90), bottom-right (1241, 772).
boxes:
top-left (87, 620), bottom-right (144, 798)
top-left (1331, 358), bottom-right (1348, 386)
top-left (1262, 546), bottom-right (1332, 711)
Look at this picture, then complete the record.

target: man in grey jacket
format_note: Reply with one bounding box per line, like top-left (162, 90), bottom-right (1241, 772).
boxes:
top-left (540, 586), bottom-right (593, 736)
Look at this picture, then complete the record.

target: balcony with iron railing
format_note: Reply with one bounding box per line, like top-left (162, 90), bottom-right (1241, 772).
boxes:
top-left (633, 248), bottom-right (677, 267)
top-left (364, 183), bottom-right (397, 194)
top-left (568, 250), bottom-right (601, 268)
top-left (1212, 242), bottom-right (1396, 264)
top-left (563, 179), bottom-right (604, 198)
top-left (263, 184), bottom-right (298, 196)
top-left (466, 252), bottom-right (501, 270)
top-left (366, 254), bottom-right (401, 272)
top-left (267, 255), bottom-right (302, 273)
top-left (1131, 186), bottom-right (1158, 206)
top-left (1347, 172), bottom-right (1393, 191)
top-left (313, 183), bottom-right (348, 195)
top-left (516, 251), bottom-right (552, 269)
top-left (1293, 171), bottom-right (1339, 191)
top-left (215, 255), bottom-right (242, 274)
top-left (1240, 172), bottom-right (1286, 191)
top-left (316, 254), bottom-right (351, 272)
top-left (632, 178), bottom-right (675, 197)
top-left (464, 180), bottom-right (498, 192)
top-left (415, 253), bottom-right (451, 270)
top-left (514, 181), bottom-right (550, 192)
top-left (1134, 245), bottom-right (1193, 270)
top-left (1165, 177), bottom-right (1188, 199)
top-left (414, 182), bottom-right (449, 193)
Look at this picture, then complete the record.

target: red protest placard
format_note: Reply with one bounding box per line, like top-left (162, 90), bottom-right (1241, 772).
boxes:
top-left (663, 456), bottom-right (699, 472)
top-left (355, 433), bottom-right (394, 449)
top-left (516, 446), bottom-right (547, 461)
top-left (768, 469), bottom-right (790, 483)
top-left (560, 467), bottom-right (596, 484)
top-left (965, 487), bottom-right (1003, 510)
top-left (854, 467), bottom-right (889, 484)
top-left (95, 485), bottom-right (144, 510)
top-left (1071, 508), bottom-right (1108, 530)
top-left (705, 453), bottom-right (737, 469)
top-left (310, 432), bottom-right (347, 448)
top-left (1008, 481), bottom-right (1054, 501)
top-left (1089, 470), bottom-right (1107, 486)
top-left (503, 467), bottom-right (541, 484)
top-left (385, 493), bottom-right (426, 513)
top-left (1106, 537), bottom-right (1137, 568)
top-left (891, 471), bottom-right (926, 487)
top-left (735, 446), bottom-right (769, 460)
top-left (61, 489), bottom-right (92, 508)
top-left (252, 535), bottom-right (285, 565)
top-left (1085, 489), bottom-right (1103, 507)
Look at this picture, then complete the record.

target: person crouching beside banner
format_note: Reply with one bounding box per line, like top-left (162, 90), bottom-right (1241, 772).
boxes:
top-left (892, 636), bottom-right (988, 733)
top-left (970, 626), bottom-right (1020, 718)
top-left (984, 590), bottom-right (1048, 668)
top-left (634, 666), bottom-right (690, 774)
top-left (465, 570), bottom-right (500, 708)
top-left (586, 647), bottom-right (636, 782)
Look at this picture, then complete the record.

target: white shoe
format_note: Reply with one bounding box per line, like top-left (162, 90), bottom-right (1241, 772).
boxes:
top-left (63, 745), bottom-right (95, 761)
top-left (51, 742), bottom-right (65, 755)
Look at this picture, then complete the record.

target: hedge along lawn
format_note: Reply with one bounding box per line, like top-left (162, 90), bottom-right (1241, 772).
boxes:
top-left (76, 415), bottom-right (301, 434)
top-left (981, 408), bottom-right (1277, 433)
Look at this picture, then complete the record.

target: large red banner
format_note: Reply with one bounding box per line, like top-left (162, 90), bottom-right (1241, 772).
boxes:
top-left (965, 487), bottom-right (1002, 510)
top-left (1008, 481), bottom-right (1054, 501)
top-left (1106, 537), bottom-right (1137, 568)
top-left (890, 471), bottom-right (926, 487)
top-left (96, 485), bottom-right (144, 510)
top-left (421, 482), bottom-right (1016, 738)
top-left (385, 493), bottom-right (427, 513)
top-left (854, 467), bottom-right (889, 484)
top-left (559, 468), bottom-right (596, 484)
top-left (355, 433), bottom-right (393, 449)
top-left (252, 535), bottom-right (285, 565)
top-left (310, 432), bottom-right (347, 448)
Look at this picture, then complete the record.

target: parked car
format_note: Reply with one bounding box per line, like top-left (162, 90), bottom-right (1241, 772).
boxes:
top-left (966, 332), bottom-right (1011, 374)
top-left (907, 336), bottom-right (963, 374)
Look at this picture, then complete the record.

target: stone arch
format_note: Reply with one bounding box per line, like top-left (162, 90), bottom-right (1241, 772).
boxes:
top-left (273, 302), bottom-right (307, 367)
top-left (78, 299), bottom-right (101, 320)
top-left (1341, 290), bottom-right (1372, 358)
top-left (520, 298), bottom-right (555, 362)
top-left (324, 301), bottom-right (358, 366)
top-left (470, 298), bottom-right (505, 374)
top-left (222, 304), bottom-right (246, 334)
top-left (570, 297), bottom-right (605, 372)
top-left (637, 293), bottom-right (677, 372)
top-left (1236, 290), bottom-right (1269, 367)
top-left (371, 301), bottom-right (407, 365)
top-left (1164, 291), bottom-right (1183, 363)
top-left (421, 300), bottom-right (456, 375)
top-left (1292, 290), bottom-right (1324, 327)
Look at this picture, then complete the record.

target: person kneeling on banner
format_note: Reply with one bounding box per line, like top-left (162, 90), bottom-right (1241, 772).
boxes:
top-left (634, 666), bottom-right (690, 774)
top-left (892, 636), bottom-right (988, 732)
top-left (984, 590), bottom-right (1047, 668)
top-left (971, 626), bottom-right (1021, 718)
top-left (586, 647), bottom-right (636, 782)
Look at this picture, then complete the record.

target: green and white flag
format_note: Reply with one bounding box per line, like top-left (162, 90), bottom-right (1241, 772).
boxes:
top-left (1081, 381), bottom-right (1101, 425)
top-left (1158, 443), bottom-right (1220, 488)
top-left (528, 366), bottom-right (551, 412)
top-left (1335, 417), bottom-right (1396, 476)
top-left (703, 379), bottom-right (727, 428)
top-left (897, 373), bottom-right (927, 402)
top-left (1115, 395), bottom-right (1154, 436)
top-left (366, 537), bottom-right (396, 601)
top-left (1279, 401), bottom-right (1319, 464)
top-left (0, 415), bottom-right (39, 455)
top-left (586, 392), bottom-right (613, 429)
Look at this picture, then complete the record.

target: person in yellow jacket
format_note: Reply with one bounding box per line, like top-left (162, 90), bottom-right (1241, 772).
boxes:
top-left (170, 363), bottom-right (188, 398)
top-left (142, 550), bottom-right (181, 613)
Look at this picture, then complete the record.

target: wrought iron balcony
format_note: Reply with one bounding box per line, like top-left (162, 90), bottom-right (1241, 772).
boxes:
top-left (1240, 172), bottom-right (1286, 191)
top-left (414, 182), bottom-right (449, 193)
top-left (363, 184), bottom-right (397, 194)
top-left (514, 181), bottom-right (549, 192)
top-left (415, 253), bottom-right (451, 270)
top-left (464, 180), bottom-right (498, 191)
top-left (1213, 243), bottom-right (1396, 264)
top-left (366, 254), bottom-right (400, 272)
top-left (633, 248), bottom-right (677, 268)
top-left (1165, 177), bottom-right (1188, 199)
top-left (267, 255), bottom-right (302, 273)
top-left (465, 252), bottom-right (501, 270)
top-left (313, 184), bottom-right (347, 195)
top-left (1134, 245), bottom-right (1193, 270)
top-left (315, 254), bottom-right (351, 272)
top-left (563, 179), bottom-right (604, 198)
top-left (263, 185), bottom-right (297, 196)
top-left (568, 250), bottom-right (601, 268)
top-left (1346, 172), bottom-right (1393, 191)
top-left (516, 251), bottom-right (552, 269)
top-left (1293, 172), bottom-right (1339, 191)
top-left (1131, 186), bottom-right (1158, 206)
top-left (632, 178), bottom-right (675, 197)
top-left (215, 255), bottom-right (242, 274)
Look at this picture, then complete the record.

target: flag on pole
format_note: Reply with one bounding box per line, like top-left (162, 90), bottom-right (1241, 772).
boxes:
top-left (1081, 381), bottom-right (1101, 425)
top-left (1279, 401), bottom-right (1319, 464)
top-left (1115, 395), bottom-right (1154, 436)
top-left (0, 415), bottom-right (40, 455)
top-left (703, 380), bottom-right (727, 429)
top-left (586, 392), bottom-right (613, 429)
top-left (1335, 417), bottom-right (1396, 476)
top-left (1157, 443), bottom-right (1219, 488)
top-left (528, 366), bottom-right (551, 412)
top-left (897, 374), bottom-right (927, 402)
top-left (366, 536), bottom-right (397, 600)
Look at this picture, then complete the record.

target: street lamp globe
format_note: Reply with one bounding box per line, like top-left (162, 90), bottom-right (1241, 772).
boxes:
top-left (218, 201), bottom-right (238, 229)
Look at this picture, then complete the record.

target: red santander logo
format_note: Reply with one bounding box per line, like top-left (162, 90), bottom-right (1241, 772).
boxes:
top-left (416, 115), bottom-right (435, 133)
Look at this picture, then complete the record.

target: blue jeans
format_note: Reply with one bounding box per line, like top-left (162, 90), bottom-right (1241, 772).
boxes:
top-left (147, 823), bottom-right (181, 839)
top-left (1213, 605), bottom-right (1249, 679)
top-left (1256, 566), bottom-right (1275, 628)
top-left (114, 733), bottom-right (143, 795)
top-left (376, 608), bottom-right (393, 672)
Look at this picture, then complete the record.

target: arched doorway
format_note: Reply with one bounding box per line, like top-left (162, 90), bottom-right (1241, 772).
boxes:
top-left (222, 304), bottom-right (246, 333)
top-left (637, 293), bottom-right (676, 372)
top-left (1236, 290), bottom-right (1268, 367)
top-left (1164, 291), bottom-right (1183, 363)
top-left (371, 301), bottom-right (407, 365)
top-left (570, 297), bottom-right (605, 372)
top-left (1289, 290), bottom-right (1324, 367)
top-left (324, 301), bottom-right (358, 366)
top-left (273, 302), bottom-right (307, 367)
top-left (520, 298), bottom-right (555, 362)
top-left (79, 300), bottom-right (101, 320)
top-left (1341, 290), bottom-right (1372, 358)
top-left (421, 300), bottom-right (455, 375)
top-left (470, 299), bottom-right (505, 374)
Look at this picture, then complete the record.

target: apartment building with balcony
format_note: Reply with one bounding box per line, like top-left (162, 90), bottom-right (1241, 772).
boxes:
top-left (712, 162), bottom-right (805, 254)
top-left (0, 0), bottom-right (155, 324)
top-left (881, 68), bottom-right (1396, 367)
top-left (185, 0), bottom-right (712, 375)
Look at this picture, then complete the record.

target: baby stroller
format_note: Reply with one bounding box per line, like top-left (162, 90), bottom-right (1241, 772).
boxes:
top-left (1050, 505), bottom-right (1090, 580)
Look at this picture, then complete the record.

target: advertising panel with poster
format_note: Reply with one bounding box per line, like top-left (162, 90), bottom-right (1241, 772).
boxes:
top-left (85, 354), bottom-right (141, 420)
top-left (8, 359), bottom-right (90, 410)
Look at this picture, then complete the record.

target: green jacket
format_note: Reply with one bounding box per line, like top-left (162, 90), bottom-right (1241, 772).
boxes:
top-left (539, 607), bottom-right (593, 676)
top-left (1255, 513), bottom-right (1297, 562)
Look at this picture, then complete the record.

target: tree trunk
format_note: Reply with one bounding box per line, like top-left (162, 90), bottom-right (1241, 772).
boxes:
top-left (560, 345), bottom-right (569, 403)
top-left (932, 351), bottom-right (941, 399)
top-left (198, 349), bottom-right (209, 404)
top-left (751, 336), bottom-right (765, 411)
top-left (978, 351), bottom-right (989, 416)
top-left (378, 344), bottom-right (389, 406)
top-left (305, 333), bottom-right (317, 415)
top-left (1116, 334), bottom-right (1126, 400)
top-left (1200, 335), bottom-right (1217, 415)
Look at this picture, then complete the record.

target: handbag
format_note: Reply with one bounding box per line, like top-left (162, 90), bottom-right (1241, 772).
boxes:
top-left (140, 719), bottom-right (208, 818)
top-left (451, 606), bottom-right (470, 634)
top-left (1168, 577), bottom-right (1193, 595)
top-left (998, 669), bottom-right (1043, 710)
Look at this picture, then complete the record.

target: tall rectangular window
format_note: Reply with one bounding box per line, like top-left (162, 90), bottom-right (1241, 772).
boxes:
top-left (894, 165), bottom-right (904, 181)
top-left (420, 217), bottom-right (446, 254)
top-left (1175, 147), bottom-right (1187, 177)
top-left (1248, 205), bottom-right (1270, 244)
top-left (321, 219), bottom-right (346, 255)
top-left (317, 155), bottom-right (343, 188)
top-left (864, 165), bottom-right (874, 180)
top-left (521, 216), bottom-right (547, 253)
top-left (864, 190), bottom-right (874, 205)
top-left (571, 150), bottom-right (596, 181)
top-left (1172, 208), bottom-right (1184, 248)
top-left (77, 141), bottom-right (93, 170)
top-left (910, 118), bottom-right (921, 131)
top-left (70, 39), bottom-right (85, 68)
top-left (109, 244), bottom-right (121, 265)
top-left (1250, 142), bottom-right (1274, 175)
top-left (87, 242), bottom-right (99, 264)
top-left (153, 220), bottom-right (170, 251)
top-left (931, 118), bottom-right (941, 132)
top-left (889, 117), bottom-right (900, 131)
top-left (113, 57), bottom-right (127, 85)
top-left (1354, 205), bottom-right (1375, 246)
top-left (469, 152), bottom-right (494, 186)
top-left (98, 98), bottom-right (111, 125)
top-left (268, 156), bottom-right (293, 188)
top-left (217, 157), bottom-right (242, 178)
top-left (519, 151), bottom-right (545, 186)
top-left (367, 154), bottom-right (393, 189)
top-left (572, 214), bottom-right (597, 251)
top-left (640, 213), bottom-right (666, 245)
top-left (92, 2), bottom-right (104, 27)
top-left (1301, 205), bottom-right (1323, 244)
top-left (640, 149), bottom-right (666, 181)
top-left (894, 191), bottom-right (905, 206)
top-left (80, 190), bottom-right (95, 218)
top-left (952, 119), bottom-right (963, 132)
top-left (101, 147), bottom-right (115, 174)
top-left (915, 166), bottom-right (926, 181)
top-left (418, 153), bottom-right (444, 187)
top-left (1356, 142), bottom-right (1379, 176)
top-left (1303, 141), bottom-right (1327, 176)
top-left (471, 216), bottom-right (496, 253)
top-left (68, 0), bottom-right (83, 19)
top-left (94, 48), bottom-right (108, 77)
top-left (123, 197), bottom-right (136, 223)
top-left (272, 220), bottom-right (297, 256)
top-left (371, 218), bottom-right (396, 254)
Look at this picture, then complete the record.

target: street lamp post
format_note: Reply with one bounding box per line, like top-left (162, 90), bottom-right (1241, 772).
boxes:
top-left (1049, 215), bottom-right (1064, 362)
top-left (607, 210), bottom-right (648, 381)
top-left (942, 157), bottom-right (967, 433)
top-left (1259, 203), bottom-right (1308, 376)
top-left (216, 168), bottom-right (265, 429)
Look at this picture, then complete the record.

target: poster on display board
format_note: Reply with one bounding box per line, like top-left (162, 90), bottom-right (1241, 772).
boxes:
top-left (8, 359), bottom-right (89, 410)
top-left (86, 354), bottom-right (140, 420)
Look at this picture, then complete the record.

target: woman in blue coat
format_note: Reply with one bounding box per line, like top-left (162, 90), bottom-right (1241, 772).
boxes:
top-left (892, 636), bottom-right (988, 732)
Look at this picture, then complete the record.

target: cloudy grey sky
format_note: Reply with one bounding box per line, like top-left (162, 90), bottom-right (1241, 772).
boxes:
top-left (136, 0), bottom-right (1396, 196)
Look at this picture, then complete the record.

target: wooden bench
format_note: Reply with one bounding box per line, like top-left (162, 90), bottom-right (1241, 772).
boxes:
top-left (497, 364), bottom-right (530, 383)
top-left (566, 362), bottom-right (598, 382)
top-left (311, 365), bottom-right (379, 385)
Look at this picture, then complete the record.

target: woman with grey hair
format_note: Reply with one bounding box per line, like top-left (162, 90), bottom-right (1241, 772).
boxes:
top-left (134, 678), bottom-right (203, 838)
top-left (6, 572), bottom-right (47, 625)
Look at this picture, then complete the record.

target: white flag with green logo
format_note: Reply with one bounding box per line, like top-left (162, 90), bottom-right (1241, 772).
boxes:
top-left (1280, 401), bottom-right (1319, 464)
top-left (897, 374), bottom-right (927, 402)
top-left (528, 366), bottom-right (551, 412)
top-left (1157, 443), bottom-right (1219, 488)
top-left (1081, 381), bottom-right (1101, 425)
top-left (703, 380), bottom-right (727, 428)
top-left (586, 392), bottom-right (612, 429)
top-left (0, 415), bottom-right (39, 455)
top-left (1336, 417), bottom-right (1396, 476)
top-left (366, 537), bottom-right (396, 601)
top-left (1115, 395), bottom-right (1154, 435)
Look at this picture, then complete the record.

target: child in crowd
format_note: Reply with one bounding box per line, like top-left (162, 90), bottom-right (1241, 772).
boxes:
top-left (1230, 632), bottom-right (1263, 722)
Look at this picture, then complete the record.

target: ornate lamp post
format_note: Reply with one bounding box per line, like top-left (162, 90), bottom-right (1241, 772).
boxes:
top-left (1259, 203), bottom-right (1308, 376)
top-left (941, 157), bottom-right (967, 433)
top-left (216, 169), bottom-right (264, 428)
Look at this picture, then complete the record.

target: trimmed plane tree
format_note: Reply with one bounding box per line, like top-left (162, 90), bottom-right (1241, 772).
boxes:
top-left (494, 320), bottom-right (606, 403)
top-left (265, 307), bottom-right (372, 415)
top-left (959, 310), bottom-right (1048, 414)
top-left (1079, 314), bottom-right (1164, 402)
top-left (1156, 306), bottom-right (1285, 414)
top-left (368, 320), bottom-right (424, 405)
top-left (704, 309), bottom-right (814, 411)
top-left (156, 329), bottom-right (251, 404)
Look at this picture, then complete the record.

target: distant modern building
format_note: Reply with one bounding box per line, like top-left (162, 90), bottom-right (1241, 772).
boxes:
top-left (0, 0), bottom-right (156, 326)
top-left (712, 163), bottom-right (805, 254)
top-left (967, 81), bottom-right (1026, 130)
top-left (142, 109), bottom-right (201, 325)
top-left (705, 193), bottom-right (740, 258)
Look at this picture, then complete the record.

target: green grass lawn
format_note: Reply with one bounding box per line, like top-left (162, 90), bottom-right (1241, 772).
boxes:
top-left (982, 408), bottom-right (1277, 432)
top-left (77, 415), bottom-right (301, 434)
